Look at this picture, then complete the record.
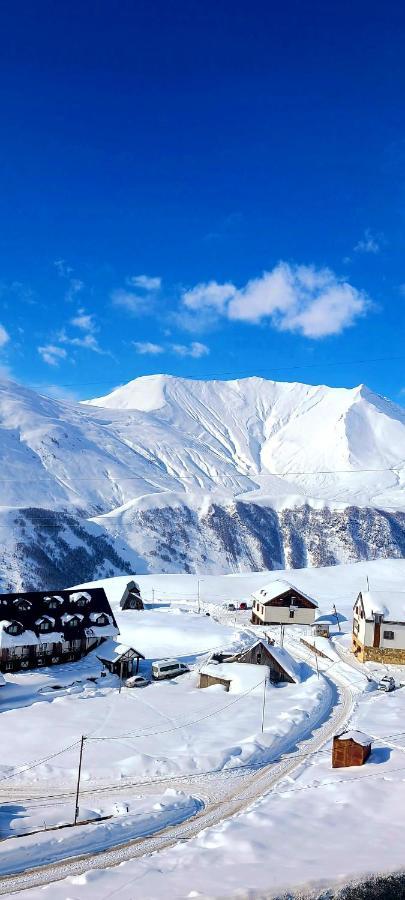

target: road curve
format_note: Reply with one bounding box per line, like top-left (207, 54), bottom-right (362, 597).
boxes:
top-left (0, 660), bottom-right (355, 896)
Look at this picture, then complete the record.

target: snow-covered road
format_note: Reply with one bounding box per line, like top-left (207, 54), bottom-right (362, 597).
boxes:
top-left (0, 644), bottom-right (356, 896)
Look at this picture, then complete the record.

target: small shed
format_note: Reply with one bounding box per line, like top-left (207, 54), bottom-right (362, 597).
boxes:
top-left (199, 662), bottom-right (270, 693)
top-left (120, 581), bottom-right (144, 611)
top-left (332, 730), bottom-right (372, 768)
top-left (97, 639), bottom-right (145, 678)
top-left (312, 609), bottom-right (346, 638)
top-left (232, 639), bottom-right (301, 684)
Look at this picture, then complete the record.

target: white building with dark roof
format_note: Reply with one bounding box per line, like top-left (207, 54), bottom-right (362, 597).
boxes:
top-left (353, 590), bottom-right (405, 663)
top-left (251, 580), bottom-right (318, 626)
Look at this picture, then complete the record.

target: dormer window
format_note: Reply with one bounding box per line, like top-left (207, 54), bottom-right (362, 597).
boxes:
top-left (36, 616), bottom-right (55, 633)
top-left (13, 598), bottom-right (32, 612)
top-left (44, 595), bottom-right (64, 610)
top-left (89, 612), bottom-right (109, 626)
top-left (69, 592), bottom-right (91, 607)
top-left (61, 612), bottom-right (84, 627)
top-left (6, 621), bottom-right (23, 635)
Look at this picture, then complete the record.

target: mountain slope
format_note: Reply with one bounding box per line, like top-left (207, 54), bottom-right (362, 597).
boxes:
top-left (0, 375), bottom-right (404, 587)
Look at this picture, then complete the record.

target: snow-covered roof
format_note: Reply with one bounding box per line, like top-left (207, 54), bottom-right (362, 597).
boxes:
top-left (44, 595), bottom-right (64, 605)
top-left (0, 672), bottom-right (5, 686)
top-left (35, 615), bottom-right (55, 626)
top-left (85, 623), bottom-right (119, 638)
top-left (200, 662), bottom-right (269, 693)
top-left (89, 611), bottom-right (111, 624)
top-left (0, 623), bottom-right (39, 648)
top-left (313, 611), bottom-right (346, 626)
top-left (258, 640), bottom-right (301, 683)
top-left (61, 612), bottom-right (84, 625)
top-left (96, 638), bottom-right (144, 663)
top-left (69, 591), bottom-right (92, 604)
top-left (336, 730), bottom-right (372, 747)
top-left (252, 580), bottom-right (318, 607)
top-left (359, 591), bottom-right (405, 622)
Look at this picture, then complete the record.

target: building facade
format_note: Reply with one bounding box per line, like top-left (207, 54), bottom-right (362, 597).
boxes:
top-left (0, 587), bottom-right (118, 672)
top-left (251, 580), bottom-right (318, 626)
top-left (353, 590), bottom-right (405, 664)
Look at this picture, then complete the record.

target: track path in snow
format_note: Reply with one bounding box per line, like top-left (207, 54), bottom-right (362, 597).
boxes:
top-left (0, 643), bottom-right (356, 896)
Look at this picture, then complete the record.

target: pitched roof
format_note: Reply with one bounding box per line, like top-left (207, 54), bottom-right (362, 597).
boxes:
top-left (239, 639), bottom-right (301, 683)
top-left (0, 587), bottom-right (118, 647)
top-left (97, 638), bottom-right (145, 664)
top-left (252, 579), bottom-right (318, 608)
top-left (313, 611), bottom-right (346, 626)
top-left (359, 591), bottom-right (405, 622)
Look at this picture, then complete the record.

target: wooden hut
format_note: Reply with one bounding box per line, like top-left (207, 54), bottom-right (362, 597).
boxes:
top-left (332, 730), bottom-right (372, 768)
top-left (97, 640), bottom-right (145, 678)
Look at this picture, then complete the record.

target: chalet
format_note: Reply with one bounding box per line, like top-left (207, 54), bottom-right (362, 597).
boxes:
top-left (332, 730), bottom-right (372, 768)
top-left (353, 591), bottom-right (405, 664)
top-left (251, 580), bottom-right (318, 626)
top-left (120, 580), bottom-right (144, 611)
top-left (0, 588), bottom-right (118, 673)
top-left (97, 639), bottom-right (145, 678)
top-left (201, 639), bottom-right (300, 688)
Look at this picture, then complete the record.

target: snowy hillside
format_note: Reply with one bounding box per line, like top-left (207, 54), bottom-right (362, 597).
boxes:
top-left (0, 375), bottom-right (404, 587)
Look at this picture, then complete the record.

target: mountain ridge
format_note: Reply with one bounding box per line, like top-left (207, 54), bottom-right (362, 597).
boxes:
top-left (0, 374), bottom-right (403, 587)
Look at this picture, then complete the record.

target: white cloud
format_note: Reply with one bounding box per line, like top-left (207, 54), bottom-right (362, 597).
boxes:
top-left (179, 263), bottom-right (370, 339)
top-left (0, 324), bottom-right (10, 347)
top-left (70, 312), bottom-right (97, 332)
top-left (171, 341), bottom-right (210, 358)
top-left (133, 341), bottom-right (165, 355)
top-left (354, 229), bottom-right (381, 254)
top-left (127, 275), bottom-right (162, 291)
top-left (111, 289), bottom-right (152, 316)
top-left (38, 344), bottom-right (68, 367)
top-left (60, 331), bottom-right (103, 354)
top-left (54, 260), bottom-right (84, 302)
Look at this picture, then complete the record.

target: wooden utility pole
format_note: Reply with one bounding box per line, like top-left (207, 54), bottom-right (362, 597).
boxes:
top-left (119, 659), bottom-right (124, 693)
top-left (261, 677), bottom-right (268, 733)
top-left (332, 603), bottom-right (341, 632)
top-left (74, 736), bottom-right (85, 826)
top-left (366, 574), bottom-right (370, 591)
top-left (280, 624), bottom-right (284, 648)
top-left (315, 652), bottom-right (320, 680)
top-left (197, 579), bottom-right (201, 614)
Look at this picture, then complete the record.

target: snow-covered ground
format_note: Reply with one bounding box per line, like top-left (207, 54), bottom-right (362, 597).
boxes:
top-left (2, 557), bottom-right (405, 897)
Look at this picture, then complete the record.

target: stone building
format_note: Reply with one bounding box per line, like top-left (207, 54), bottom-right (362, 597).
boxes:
top-left (352, 590), bottom-right (405, 664)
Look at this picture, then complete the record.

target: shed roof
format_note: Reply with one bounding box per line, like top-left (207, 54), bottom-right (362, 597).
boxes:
top-left (97, 638), bottom-right (145, 664)
top-left (313, 611), bottom-right (346, 626)
top-left (200, 661), bottom-right (269, 693)
top-left (253, 580), bottom-right (318, 608)
top-left (336, 730), bottom-right (372, 747)
top-left (359, 591), bottom-right (405, 622)
top-left (240, 639), bottom-right (301, 683)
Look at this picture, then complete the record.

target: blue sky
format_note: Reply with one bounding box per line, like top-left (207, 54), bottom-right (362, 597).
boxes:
top-left (0, 0), bottom-right (404, 402)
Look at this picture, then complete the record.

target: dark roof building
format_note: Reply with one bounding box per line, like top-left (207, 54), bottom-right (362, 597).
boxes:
top-left (251, 580), bottom-right (318, 626)
top-left (120, 580), bottom-right (144, 611)
top-left (0, 587), bottom-right (118, 672)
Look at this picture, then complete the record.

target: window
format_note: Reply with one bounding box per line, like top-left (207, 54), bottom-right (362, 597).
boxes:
top-left (353, 620), bottom-right (359, 635)
top-left (7, 622), bottom-right (21, 635)
top-left (289, 609), bottom-right (295, 619)
top-left (38, 620), bottom-right (51, 632)
top-left (383, 631), bottom-right (395, 640)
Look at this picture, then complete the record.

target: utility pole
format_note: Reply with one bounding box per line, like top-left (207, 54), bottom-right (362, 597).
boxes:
top-left (315, 652), bottom-right (320, 680)
top-left (261, 677), bottom-right (268, 733)
top-left (366, 574), bottom-right (370, 591)
top-left (280, 624), bottom-right (284, 648)
top-left (197, 579), bottom-right (201, 614)
top-left (74, 736), bottom-right (85, 826)
top-left (119, 659), bottom-right (124, 693)
top-left (332, 603), bottom-right (341, 633)
top-left (152, 588), bottom-right (155, 603)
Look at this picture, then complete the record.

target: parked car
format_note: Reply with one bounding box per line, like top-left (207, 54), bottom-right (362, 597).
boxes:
top-left (227, 603), bottom-right (236, 611)
top-left (239, 602), bottom-right (248, 611)
top-left (125, 674), bottom-right (150, 688)
top-left (152, 659), bottom-right (190, 680)
top-left (378, 675), bottom-right (395, 692)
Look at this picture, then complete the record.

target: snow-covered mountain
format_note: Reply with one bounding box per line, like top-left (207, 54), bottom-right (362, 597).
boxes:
top-left (0, 375), bottom-right (404, 587)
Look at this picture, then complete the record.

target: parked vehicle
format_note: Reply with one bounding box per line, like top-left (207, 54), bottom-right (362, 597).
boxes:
top-left (239, 602), bottom-right (248, 610)
top-left (378, 675), bottom-right (395, 692)
top-left (227, 603), bottom-right (236, 611)
top-left (152, 659), bottom-right (190, 680)
top-left (125, 674), bottom-right (150, 688)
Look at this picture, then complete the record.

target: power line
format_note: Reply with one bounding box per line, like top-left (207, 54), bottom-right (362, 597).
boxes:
top-left (27, 353), bottom-right (405, 392)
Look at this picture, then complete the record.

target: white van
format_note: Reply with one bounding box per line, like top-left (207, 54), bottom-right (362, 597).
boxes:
top-left (152, 659), bottom-right (190, 680)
